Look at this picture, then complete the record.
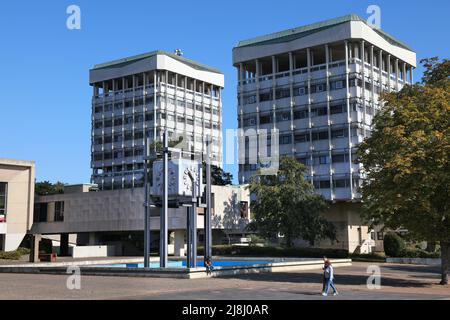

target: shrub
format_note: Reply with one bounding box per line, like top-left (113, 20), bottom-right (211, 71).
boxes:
top-left (0, 251), bottom-right (22, 260)
top-left (0, 247), bottom-right (30, 260)
top-left (383, 232), bottom-right (406, 257)
top-left (399, 249), bottom-right (440, 259)
top-left (198, 245), bottom-right (348, 258)
top-left (349, 252), bottom-right (386, 262)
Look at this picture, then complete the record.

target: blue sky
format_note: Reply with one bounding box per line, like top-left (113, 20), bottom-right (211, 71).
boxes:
top-left (0, 0), bottom-right (448, 184)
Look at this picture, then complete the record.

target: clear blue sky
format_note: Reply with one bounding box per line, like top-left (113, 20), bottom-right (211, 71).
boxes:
top-left (0, 0), bottom-right (448, 184)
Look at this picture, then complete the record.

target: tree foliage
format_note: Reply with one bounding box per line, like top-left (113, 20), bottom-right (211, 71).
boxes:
top-left (202, 163), bottom-right (233, 186)
top-left (35, 181), bottom-right (65, 196)
top-left (357, 57), bottom-right (450, 284)
top-left (247, 156), bottom-right (336, 247)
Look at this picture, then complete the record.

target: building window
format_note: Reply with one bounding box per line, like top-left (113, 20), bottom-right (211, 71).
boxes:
top-left (276, 88), bottom-right (290, 99)
top-left (243, 94), bottom-right (256, 104)
top-left (294, 109), bottom-right (308, 119)
top-left (243, 117), bottom-right (256, 126)
top-left (313, 180), bottom-right (331, 189)
top-left (279, 135), bottom-right (292, 145)
top-left (0, 183), bottom-right (7, 222)
top-left (294, 133), bottom-right (309, 143)
top-left (312, 131), bottom-right (329, 141)
top-left (54, 201), bottom-right (64, 222)
top-left (277, 112), bottom-right (291, 122)
top-left (34, 203), bottom-right (48, 223)
top-left (293, 86), bottom-right (307, 96)
top-left (333, 178), bottom-right (351, 188)
top-left (240, 201), bottom-right (249, 219)
top-left (332, 154), bottom-right (349, 163)
top-left (330, 104), bottom-right (345, 114)
top-left (259, 114), bottom-right (272, 124)
top-left (259, 91), bottom-right (272, 102)
top-left (331, 128), bottom-right (347, 138)
top-left (314, 155), bottom-right (329, 165)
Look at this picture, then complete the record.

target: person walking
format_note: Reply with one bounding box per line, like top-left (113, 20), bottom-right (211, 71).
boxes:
top-left (322, 259), bottom-right (339, 296)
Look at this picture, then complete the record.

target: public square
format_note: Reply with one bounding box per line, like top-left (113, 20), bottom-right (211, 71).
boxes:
top-left (0, 262), bottom-right (448, 300)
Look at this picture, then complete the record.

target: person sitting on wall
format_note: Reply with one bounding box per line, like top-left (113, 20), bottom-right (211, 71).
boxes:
top-left (204, 256), bottom-right (214, 275)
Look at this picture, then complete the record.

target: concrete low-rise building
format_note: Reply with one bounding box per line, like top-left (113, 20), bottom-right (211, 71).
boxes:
top-left (0, 158), bottom-right (35, 251)
top-left (31, 183), bottom-right (251, 256)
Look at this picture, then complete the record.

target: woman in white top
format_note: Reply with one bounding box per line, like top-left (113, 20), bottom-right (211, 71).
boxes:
top-left (322, 259), bottom-right (339, 296)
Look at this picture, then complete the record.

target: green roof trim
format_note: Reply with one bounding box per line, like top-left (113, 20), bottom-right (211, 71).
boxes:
top-left (235, 14), bottom-right (413, 51)
top-left (91, 50), bottom-right (222, 74)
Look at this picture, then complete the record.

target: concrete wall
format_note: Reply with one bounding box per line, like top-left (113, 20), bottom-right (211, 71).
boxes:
top-left (0, 158), bottom-right (35, 251)
top-left (295, 202), bottom-right (374, 254)
top-left (31, 185), bottom-right (251, 236)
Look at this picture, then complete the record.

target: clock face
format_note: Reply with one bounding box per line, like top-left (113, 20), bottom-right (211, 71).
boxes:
top-left (182, 166), bottom-right (200, 195)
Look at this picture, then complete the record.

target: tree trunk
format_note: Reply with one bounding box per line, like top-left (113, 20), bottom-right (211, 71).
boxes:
top-left (285, 233), bottom-right (292, 248)
top-left (440, 241), bottom-right (450, 285)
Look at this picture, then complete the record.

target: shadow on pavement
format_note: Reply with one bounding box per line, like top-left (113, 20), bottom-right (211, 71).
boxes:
top-left (381, 264), bottom-right (441, 275)
top-left (223, 271), bottom-right (431, 288)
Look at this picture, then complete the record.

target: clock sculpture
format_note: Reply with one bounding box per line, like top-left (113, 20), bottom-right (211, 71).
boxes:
top-left (152, 159), bottom-right (203, 202)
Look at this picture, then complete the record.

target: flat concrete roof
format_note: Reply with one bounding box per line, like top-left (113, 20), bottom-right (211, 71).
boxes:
top-left (0, 158), bottom-right (35, 168)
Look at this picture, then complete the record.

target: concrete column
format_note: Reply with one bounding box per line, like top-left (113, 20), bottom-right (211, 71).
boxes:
top-left (60, 233), bottom-right (69, 256)
top-left (387, 54), bottom-right (392, 92)
top-left (344, 40), bottom-right (354, 200)
top-left (306, 47), bottom-right (313, 184)
top-left (325, 44), bottom-right (333, 199)
top-left (29, 234), bottom-right (41, 263)
top-left (360, 40), bottom-right (366, 135)
top-left (174, 229), bottom-right (186, 257)
top-left (395, 58), bottom-right (399, 91)
top-left (403, 62), bottom-right (407, 83)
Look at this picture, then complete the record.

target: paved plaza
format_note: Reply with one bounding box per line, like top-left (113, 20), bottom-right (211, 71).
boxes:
top-left (0, 262), bottom-right (448, 300)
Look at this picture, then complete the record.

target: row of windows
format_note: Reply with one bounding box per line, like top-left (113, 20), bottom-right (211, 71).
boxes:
top-left (94, 113), bottom-right (220, 130)
top-left (243, 79), bottom-right (348, 104)
top-left (94, 163), bottom-right (144, 173)
top-left (297, 153), bottom-right (355, 166)
top-left (94, 96), bottom-right (220, 114)
top-left (241, 73), bottom-right (387, 105)
top-left (277, 128), bottom-right (360, 144)
top-left (313, 178), bottom-right (354, 189)
top-left (241, 102), bottom-right (377, 127)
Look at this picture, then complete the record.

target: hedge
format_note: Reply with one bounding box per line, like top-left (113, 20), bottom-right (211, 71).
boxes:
top-left (398, 249), bottom-right (440, 259)
top-left (198, 245), bottom-right (349, 258)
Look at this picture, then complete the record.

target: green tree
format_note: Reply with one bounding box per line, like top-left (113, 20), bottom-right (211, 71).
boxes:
top-left (35, 181), bottom-right (65, 196)
top-left (247, 156), bottom-right (336, 247)
top-left (202, 163), bottom-right (233, 186)
top-left (358, 57), bottom-right (450, 284)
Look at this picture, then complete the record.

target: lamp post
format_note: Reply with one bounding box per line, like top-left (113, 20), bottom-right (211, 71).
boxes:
top-left (160, 129), bottom-right (169, 268)
top-left (143, 133), bottom-right (151, 268)
top-left (205, 137), bottom-right (212, 260)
